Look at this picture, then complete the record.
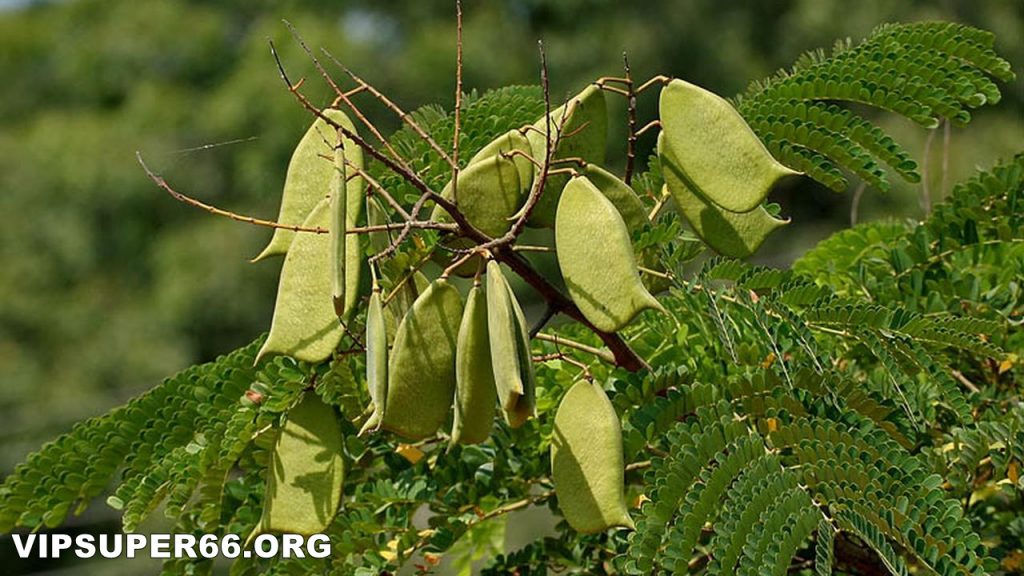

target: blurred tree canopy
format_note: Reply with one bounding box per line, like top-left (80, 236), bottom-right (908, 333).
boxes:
top-left (0, 3), bottom-right (1019, 570)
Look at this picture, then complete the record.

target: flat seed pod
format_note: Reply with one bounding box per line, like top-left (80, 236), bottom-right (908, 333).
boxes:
top-left (582, 164), bottom-right (648, 230)
top-left (330, 144), bottom-right (347, 319)
top-left (254, 109), bottom-right (363, 261)
top-left (485, 261), bottom-right (536, 427)
top-left (467, 129), bottom-right (534, 191)
top-left (363, 289), bottom-right (388, 433)
top-left (430, 153), bottom-right (525, 237)
top-left (366, 196), bottom-right (391, 258)
top-left (551, 380), bottom-right (633, 534)
top-left (505, 277), bottom-right (537, 429)
top-left (257, 199), bottom-right (342, 364)
top-left (659, 134), bottom-right (789, 259)
top-left (451, 284), bottom-right (497, 445)
top-left (526, 84), bottom-right (607, 228)
top-left (380, 279), bottom-right (463, 440)
top-left (258, 393), bottom-right (344, 536)
top-left (554, 176), bottom-right (662, 333)
top-left (659, 78), bottom-right (799, 213)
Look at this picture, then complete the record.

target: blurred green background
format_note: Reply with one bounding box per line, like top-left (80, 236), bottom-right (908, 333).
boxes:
top-left (0, 0), bottom-right (1020, 573)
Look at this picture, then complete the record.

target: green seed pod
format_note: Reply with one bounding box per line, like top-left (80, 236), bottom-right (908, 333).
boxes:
top-left (526, 84), bottom-right (607, 228)
top-left (659, 134), bottom-right (788, 259)
top-left (366, 196), bottom-right (391, 255)
top-left (554, 176), bottom-right (663, 333)
top-left (659, 78), bottom-right (799, 213)
top-left (467, 129), bottom-right (535, 191)
top-left (430, 152), bottom-right (525, 238)
top-left (551, 380), bottom-right (633, 534)
top-left (485, 261), bottom-right (536, 427)
top-left (451, 284), bottom-right (498, 445)
top-left (431, 235), bottom-right (479, 278)
top-left (362, 288), bottom-right (388, 434)
top-left (582, 163), bottom-right (648, 231)
top-left (257, 393), bottom-right (344, 536)
top-left (257, 199), bottom-right (342, 364)
top-left (330, 143), bottom-right (347, 319)
top-left (254, 109), bottom-right (362, 261)
top-left (506, 279), bottom-right (537, 429)
top-left (380, 279), bottom-right (463, 440)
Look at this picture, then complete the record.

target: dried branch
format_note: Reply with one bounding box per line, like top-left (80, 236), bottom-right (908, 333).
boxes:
top-left (138, 151), bottom-right (327, 233)
top-left (535, 332), bottom-right (616, 365)
top-left (452, 0), bottom-right (464, 204)
top-left (623, 52), bottom-right (638, 185)
top-left (476, 41), bottom-right (566, 251)
top-left (282, 23), bottom-right (424, 188)
top-left (269, 40), bottom-right (434, 204)
top-left (323, 52), bottom-right (455, 169)
top-left (268, 25), bottom-right (647, 371)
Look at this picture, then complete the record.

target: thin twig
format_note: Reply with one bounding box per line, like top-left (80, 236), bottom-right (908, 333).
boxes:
top-left (941, 119), bottom-right (951, 199)
top-left (951, 369), bottom-right (981, 394)
top-left (850, 181), bottom-right (866, 226)
top-left (636, 119), bottom-right (661, 137)
top-left (535, 351), bottom-right (593, 380)
top-left (138, 152), bottom-right (327, 233)
top-left (648, 187), bottom-right (670, 221)
top-left (270, 41), bottom-right (435, 203)
top-left (512, 245), bottom-right (555, 253)
top-left (284, 22), bottom-right (418, 179)
top-left (324, 52), bottom-right (455, 169)
top-left (344, 160), bottom-right (411, 219)
top-left (637, 75), bottom-right (670, 93)
top-left (475, 41), bottom-right (569, 252)
top-left (921, 127), bottom-right (936, 215)
top-left (623, 52), bottom-right (638, 185)
top-left (535, 332), bottom-right (617, 365)
top-left (452, 0), bottom-right (464, 205)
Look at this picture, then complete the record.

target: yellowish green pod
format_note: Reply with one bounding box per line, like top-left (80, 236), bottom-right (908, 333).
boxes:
top-left (257, 199), bottom-right (342, 364)
top-left (451, 284), bottom-right (497, 445)
top-left (526, 84), bottom-right (607, 228)
top-left (380, 279), bottom-right (463, 440)
top-left (330, 143), bottom-right (347, 319)
top-left (659, 134), bottom-right (789, 259)
top-left (254, 109), bottom-right (363, 261)
top-left (554, 176), bottom-right (662, 333)
top-left (582, 163), bottom-right (648, 231)
top-left (257, 393), bottom-right (344, 536)
top-left (485, 261), bottom-right (535, 427)
top-left (659, 78), bottom-right (799, 213)
top-left (551, 380), bottom-right (633, 534)
top-left (430, 152), bottom-right (525, 238)
top-left (506, 277), bottom-right (537, 429)
top-left (467, 129), bottom-right (534, 191)
top-left (366, 196), bottom-right (391, 256)
top-left (361, 288), bottom-right (388, 435)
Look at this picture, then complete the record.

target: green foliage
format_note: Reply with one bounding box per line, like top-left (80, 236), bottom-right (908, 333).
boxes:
top-left (737, 22), bottom-right (1015, 192)
top-left (2, 15), bottom-right (1023, 576)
